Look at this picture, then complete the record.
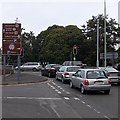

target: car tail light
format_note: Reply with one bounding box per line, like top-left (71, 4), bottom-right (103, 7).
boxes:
top-left (64, 72), bottom-right (69, 76)
top-left (108, 80), bottom-right (111, 84)
top-left (84, 80), bottom-right (89, 85)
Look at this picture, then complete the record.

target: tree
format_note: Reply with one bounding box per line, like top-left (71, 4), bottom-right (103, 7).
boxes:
top-left (81, 14), bottom-right (119, 66)
top-left (36, 25), bottom-right (85, 64)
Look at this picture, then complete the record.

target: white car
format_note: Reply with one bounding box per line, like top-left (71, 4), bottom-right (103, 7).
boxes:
top-left (70, 69), bottom-right (111, 94)
top-left (56, 66), bottom-right (81, 83)
top-left (15, 62), bottom-right (42, 71)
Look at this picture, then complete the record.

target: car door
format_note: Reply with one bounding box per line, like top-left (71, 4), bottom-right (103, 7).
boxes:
top-left (44, 65), bottom-right (51, 76)
top-left (57, 67), bottom-right (65, 80)
top-left (22, 63), bottom-right (29, 70)
top-left (75, 70), bottom-right (82, 88)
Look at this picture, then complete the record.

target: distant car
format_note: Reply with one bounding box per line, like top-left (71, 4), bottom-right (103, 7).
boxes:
top-left (41, 64), bottom-right (62, 78)
top-left (62, 61), bottom-right (83, 66)
top-left (15, 62), bottom-right (42, 71)
top-left (98, 67), bottom-right (120, 85)
top-left (70, 69), bottom-right (111, 94)
top-left (56, 66), bottom-right (81, 83)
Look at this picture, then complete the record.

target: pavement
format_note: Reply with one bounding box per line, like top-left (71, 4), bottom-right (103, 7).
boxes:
top-left (0, 72), bottom-right (48, 85)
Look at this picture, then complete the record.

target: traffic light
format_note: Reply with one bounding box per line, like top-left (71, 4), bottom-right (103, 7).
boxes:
top-left (73, 45), bottom-right (77, 55)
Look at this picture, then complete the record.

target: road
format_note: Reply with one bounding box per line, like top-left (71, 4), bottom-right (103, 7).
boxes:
top-left (2, 71), bottom-right (119, 119)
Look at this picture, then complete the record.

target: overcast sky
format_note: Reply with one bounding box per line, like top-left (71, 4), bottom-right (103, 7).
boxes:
top-left (0, 0), bottom-right (119, 47)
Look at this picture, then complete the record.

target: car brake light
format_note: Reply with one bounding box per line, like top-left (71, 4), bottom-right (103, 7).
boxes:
top-left (108, 80), bottom-right (111, 84)
top-left (84, 80), bottom-right (89, 85)
top-left (64, 72), bottom-right (69, 76)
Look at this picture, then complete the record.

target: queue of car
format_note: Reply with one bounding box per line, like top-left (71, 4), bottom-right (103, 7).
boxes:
top-left (15, 61), bottom-right (120, 95)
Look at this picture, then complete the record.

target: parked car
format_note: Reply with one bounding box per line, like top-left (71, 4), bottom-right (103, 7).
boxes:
top-left (62, 61), bottom-right (83, 66)
top-left (56, 66), bottom-right (81, 83)
top-left (70, 69), bottom-right (111, 94)
top-left (15, 62), bottom-right (42, 71)
top-left (41, 64), bottom-right (62, 78)
top-left (98, 67), bottom-right (120, 85)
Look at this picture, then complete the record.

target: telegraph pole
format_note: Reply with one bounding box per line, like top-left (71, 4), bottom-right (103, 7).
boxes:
top-left (104, 0), bottom-right (107, 67)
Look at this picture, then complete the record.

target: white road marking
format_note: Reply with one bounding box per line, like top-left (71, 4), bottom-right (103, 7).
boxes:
top-left (86, 104), bottom-right (92, 108)
top-left (66, 92), bottom-right (70, 94)
top-left (81, 101), bottom-right (85, 104)
top-left (74, 97), bottom-right (80, 101)
top-left (3, 97), bottom-right (62, 100)
top-left (93, 109), bottom-right (100, 114)
top-left (104, 115), bottom-right (111, 120)
top-left (57, 91), bottom-right (61, 94)
top-left (64, 97), bottom-right (70, 100)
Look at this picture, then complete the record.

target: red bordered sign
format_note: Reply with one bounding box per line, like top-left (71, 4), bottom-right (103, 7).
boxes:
top-left (2, 23), bottom-right (21, 55)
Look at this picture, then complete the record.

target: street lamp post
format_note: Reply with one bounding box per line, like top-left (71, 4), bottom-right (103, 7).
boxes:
top-left (104, 0), bottom-right (107, 67)
top-left (96, 18), bottom-right (99, 67)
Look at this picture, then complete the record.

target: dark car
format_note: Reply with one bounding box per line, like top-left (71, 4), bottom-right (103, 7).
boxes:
top-left (41, 64), bottom-right (62, 78)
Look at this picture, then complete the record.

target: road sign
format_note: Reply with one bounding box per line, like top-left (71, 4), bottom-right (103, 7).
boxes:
top-left (100, 52), bottom-right (118, 59)
top-left (2, 23), bottom-right (21, 55)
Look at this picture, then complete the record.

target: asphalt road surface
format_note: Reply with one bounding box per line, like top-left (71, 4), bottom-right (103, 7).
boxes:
top-left (2, 71), bottom-right (120, 119)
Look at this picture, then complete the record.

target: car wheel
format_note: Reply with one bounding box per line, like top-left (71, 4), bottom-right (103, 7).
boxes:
top-left (81, 85), bottom-right (86, 94)
top-left (41, 72), bottom-right (44, 76)
top-left (104, 90), bottom-right (110, 94)
top-left (56, 75), bottom-right (58, 80)
top-left (62, 77), bottom-right (65, 83)
top-left (48, 72), bottom-right (51, 78)
top-left (32, 68), bottom-right (37, 72)
top-left (118, 82), bottom-right (120, 86)
top-left (70, 81), bottom-right (74, 88)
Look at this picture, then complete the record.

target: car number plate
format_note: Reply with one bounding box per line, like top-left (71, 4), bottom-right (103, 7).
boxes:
top-left (95, 81), bottom-right (103, 85)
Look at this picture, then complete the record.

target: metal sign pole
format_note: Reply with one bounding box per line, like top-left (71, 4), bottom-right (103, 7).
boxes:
top-left (3, 55), bottom-right (6, 81)
top-left (17, 55), bottom-right (21, 81)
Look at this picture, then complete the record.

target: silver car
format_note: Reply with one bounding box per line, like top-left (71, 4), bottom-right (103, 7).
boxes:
top-left (70, 69), bottom-right (111, 94)
top-left (56, 66), bottom-right (81, 83)
top-left (15, 62), bottom-right (42, 71)
top-left (98, 67), bottom-right (120, 85)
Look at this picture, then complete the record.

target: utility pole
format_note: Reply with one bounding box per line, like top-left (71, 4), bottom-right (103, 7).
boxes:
top-left (104, 0), bottom-right (107, 67)
top-left (96, 18), bottom-right (99, 67)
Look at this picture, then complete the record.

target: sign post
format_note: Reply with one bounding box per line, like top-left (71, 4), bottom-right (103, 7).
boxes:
top-left (2, 22), bottom-right (21, 81)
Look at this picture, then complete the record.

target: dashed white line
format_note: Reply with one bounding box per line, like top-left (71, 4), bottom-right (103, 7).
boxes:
top-left (57, 91), bottom-right (61, 94)
top-left (86, 104), bottom-right (92, 108)
top-left (64, 97), bottom-right (70, 100)
top-left (104, 115), bottom-right (111, 120)
top-left (66, 92), bottom-right (70, 94)
top-left (74, 97), bottom-right (80, 101)
top-left (93, 108), bottom-right (100, 114)
top-left (81, 101), bottom-right (85, 104)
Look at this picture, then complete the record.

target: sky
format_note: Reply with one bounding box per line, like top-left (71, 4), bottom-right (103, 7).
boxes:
top-left (0, 0), bottom-right (119, 48)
